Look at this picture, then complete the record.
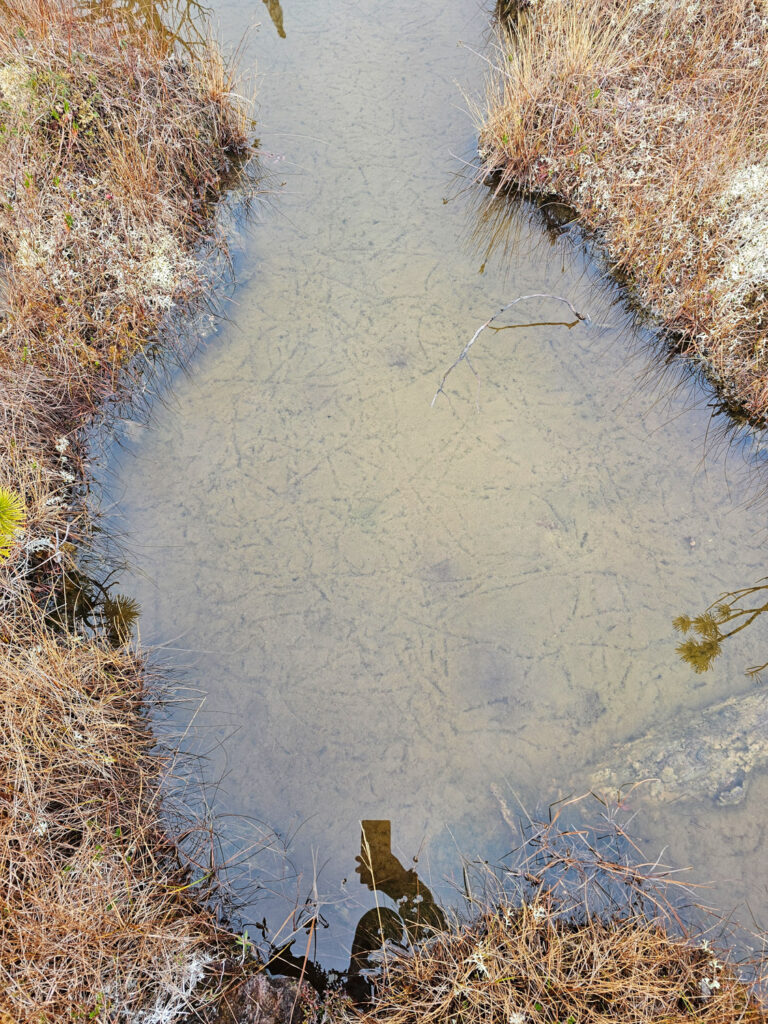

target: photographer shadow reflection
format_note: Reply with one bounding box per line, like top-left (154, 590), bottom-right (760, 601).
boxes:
top-left (346, 819), bottom-right (445, 999)
top-left (269, 819), bottom-right (445, 1001)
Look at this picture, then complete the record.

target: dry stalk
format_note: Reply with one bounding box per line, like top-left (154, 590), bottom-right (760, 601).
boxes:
top-left (431, 293), bottom-right (587, 406)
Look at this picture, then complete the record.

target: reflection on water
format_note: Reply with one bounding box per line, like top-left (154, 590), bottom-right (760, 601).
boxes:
top-left (674, 579), bottom-right (768, 678)
top-left (470, 182), bottom-right (579, 269)
top-left (262, 0), bottom-right (286, 38)
top-left (41, 553), bottom-right (139, 648)
top-left (80, 0), bottom-right (210, 54)
top-left (97, 0), bottom-right (768, 969)
top-left (268, 820), bottom-right (444, 998)
top-left (354, 820), bottom-right (445, 948)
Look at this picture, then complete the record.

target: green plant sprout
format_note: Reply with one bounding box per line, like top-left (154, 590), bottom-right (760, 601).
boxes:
top-left (0, 485), bottom-right (26, 560)
top-left (235, 928), bottom-right (255, 963)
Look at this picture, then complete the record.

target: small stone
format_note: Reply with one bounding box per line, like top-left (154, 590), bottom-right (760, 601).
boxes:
top-left (717, 780), bottom-right (746, 806)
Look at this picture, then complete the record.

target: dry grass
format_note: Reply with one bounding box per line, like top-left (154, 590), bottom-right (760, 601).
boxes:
top-left (343, 907), bottom-right (768, 1024)
top-left (480, 0), bottom-right (768, 421)
top-left (0, 622), bottom-right (228, 1022)
top-left (330, 809), bottom-right (768, 1024)
top-left (0, 1), bottom-right (256, 1019)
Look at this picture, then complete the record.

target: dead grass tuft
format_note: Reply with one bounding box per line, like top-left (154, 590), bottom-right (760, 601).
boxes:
top-left (0, 622), bottom-right (228, 1021)
top-left (480, 0), bottom-right (768, 421)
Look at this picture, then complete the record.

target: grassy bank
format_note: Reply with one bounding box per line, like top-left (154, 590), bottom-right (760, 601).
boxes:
top-left (0, 1), bottom-right (253, 1019)
top-left (480, 0), bottom-right (768, 422)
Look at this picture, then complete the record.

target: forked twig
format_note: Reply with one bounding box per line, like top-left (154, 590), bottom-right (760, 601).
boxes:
top-left (431, 293), bottom-right (589, 406)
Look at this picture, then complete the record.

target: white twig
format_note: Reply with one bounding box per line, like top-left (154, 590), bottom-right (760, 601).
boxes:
top-left (431, 293), bottom-right (589, 406)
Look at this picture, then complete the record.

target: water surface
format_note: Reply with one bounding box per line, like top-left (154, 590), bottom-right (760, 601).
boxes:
top-left (98, 0), bottom-right (768, 970)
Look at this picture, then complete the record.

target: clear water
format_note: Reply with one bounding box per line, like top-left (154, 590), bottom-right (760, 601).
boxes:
top-left (96, 0), bottom-right (768, 973)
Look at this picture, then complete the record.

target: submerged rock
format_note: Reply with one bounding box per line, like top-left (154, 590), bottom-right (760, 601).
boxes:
top-left (591, 688), bottom-right (768, 805)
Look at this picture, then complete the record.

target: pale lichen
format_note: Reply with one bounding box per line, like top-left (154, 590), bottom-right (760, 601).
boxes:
top-left (715, 163), bottom-right (768, 312)
top-left (0, 60), bottom-right (30, 108)
top-left (131, 951), bottom-right (213, 1024)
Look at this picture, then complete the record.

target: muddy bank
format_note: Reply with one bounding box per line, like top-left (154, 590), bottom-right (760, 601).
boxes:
top-left (480, 0), bottom-right (768, 423)
top-left (0, 1), bottom-right (255, 1019)
top-left (209, 972), bottom-right (309, 1024)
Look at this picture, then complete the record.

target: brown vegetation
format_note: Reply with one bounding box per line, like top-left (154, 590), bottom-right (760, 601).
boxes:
top-left (480, 0), bottom-right (768, 421)
top-left (342, 905), bottom-right (768, 1024)
top-left (0, 626), bottom-right (228, 1022)
top-left (0, 1), bottom-right (254, 1019)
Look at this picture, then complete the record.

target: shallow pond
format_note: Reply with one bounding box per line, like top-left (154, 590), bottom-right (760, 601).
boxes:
top-left (97, 0), bottom-right (768, 974)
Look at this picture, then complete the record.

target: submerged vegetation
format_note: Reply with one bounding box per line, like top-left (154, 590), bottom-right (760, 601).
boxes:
top-left (480, 0), bottom-right (768, 422)
top-left (0, 0), bottom-right (254, 1018)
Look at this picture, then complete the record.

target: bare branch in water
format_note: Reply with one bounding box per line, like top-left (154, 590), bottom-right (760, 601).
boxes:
top-left (431, 293), bottom-right (589, 406)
